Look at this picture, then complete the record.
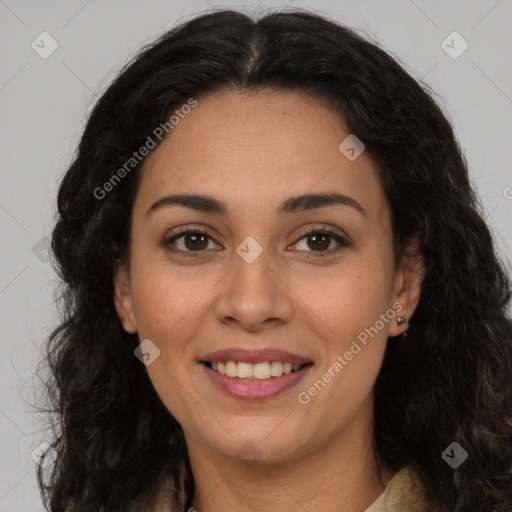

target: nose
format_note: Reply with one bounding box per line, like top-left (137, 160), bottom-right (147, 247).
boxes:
top-left (213, 245), bottom-right (294, 332)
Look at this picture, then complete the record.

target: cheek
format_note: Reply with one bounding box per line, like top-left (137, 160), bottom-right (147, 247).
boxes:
top-left (294, 252), bottom-right (393, 400)
top-left (295, 253), bottom-right (393, 342)
top-left (129, 262), bottom-right (214, 423)
top-left (295, 279), bottom-right (392, 436)
top-left (130, 257), bottom-right (218, 342)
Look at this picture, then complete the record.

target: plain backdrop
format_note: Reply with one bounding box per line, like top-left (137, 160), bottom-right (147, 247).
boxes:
top-left (0, 0), bottom-right (511, 509)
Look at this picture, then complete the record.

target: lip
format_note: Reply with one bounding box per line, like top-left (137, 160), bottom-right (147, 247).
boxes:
top-left (199, 347), bottom-right (312, 365)
top-left (201, 362), bottom-right (313, 400)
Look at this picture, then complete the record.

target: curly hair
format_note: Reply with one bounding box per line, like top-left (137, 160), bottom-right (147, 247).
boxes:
top-left (38, 8), bottom-right (512, 511)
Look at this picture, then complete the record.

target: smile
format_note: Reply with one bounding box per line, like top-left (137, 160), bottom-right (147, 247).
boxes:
top-left (204, 360), bottom-right (309, 380)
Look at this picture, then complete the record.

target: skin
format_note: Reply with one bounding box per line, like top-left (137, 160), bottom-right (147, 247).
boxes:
top-left (114, 90), bottom-right (424, 512)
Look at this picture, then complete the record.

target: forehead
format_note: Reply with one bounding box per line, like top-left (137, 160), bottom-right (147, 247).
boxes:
top-left (135, 91), bottom-right (387, 221)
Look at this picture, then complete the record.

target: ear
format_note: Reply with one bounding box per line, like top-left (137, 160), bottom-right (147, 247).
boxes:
top-left (113, 261), bottom-right (137, 334)
top-left (388, 238), bottom-right (425, 338)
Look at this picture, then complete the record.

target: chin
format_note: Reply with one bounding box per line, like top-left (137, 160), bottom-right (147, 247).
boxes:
top-left (201, 428), bottom-right (307, 466)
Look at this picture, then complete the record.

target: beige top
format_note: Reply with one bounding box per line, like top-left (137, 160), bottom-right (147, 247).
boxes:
top-left (364, 466), bottom-right (439, 512)
top-left (155, 464), bottom-right (439, 511)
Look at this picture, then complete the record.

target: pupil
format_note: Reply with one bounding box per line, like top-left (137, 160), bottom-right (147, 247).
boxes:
top-left (309, 234), bottom-right (329, 251)
top-left (186, 234), bottom-right (207, 250)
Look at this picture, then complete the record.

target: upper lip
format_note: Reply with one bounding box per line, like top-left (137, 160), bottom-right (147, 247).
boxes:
top-left (199, 348), bottom-right (312, 365)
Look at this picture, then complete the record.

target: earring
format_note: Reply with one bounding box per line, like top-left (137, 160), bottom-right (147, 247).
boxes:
top-left (397, 316), bottom-right (409, 337)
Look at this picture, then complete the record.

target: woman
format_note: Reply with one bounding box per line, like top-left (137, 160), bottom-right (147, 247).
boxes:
top-left (38, 8), bottom-right (512, 512)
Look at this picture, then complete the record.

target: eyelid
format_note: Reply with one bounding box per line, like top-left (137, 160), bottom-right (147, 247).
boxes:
top-left (296, 223), bottom-right (347, 239)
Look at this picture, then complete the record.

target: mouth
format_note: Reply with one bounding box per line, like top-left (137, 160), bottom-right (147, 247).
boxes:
top-left (202, 360), bottom-right (313, 380)
top-left (198, 348), bottom-right (314, 400)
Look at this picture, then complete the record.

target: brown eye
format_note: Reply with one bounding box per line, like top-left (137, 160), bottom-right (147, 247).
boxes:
top-left (165, 228), bottom-right (219, 253)
top-left (182, 233), bottom-right (209, 251)
top-left (291, 226), bottom-right (348, 258)
top-left (305, 233), bottom-right (332, 251)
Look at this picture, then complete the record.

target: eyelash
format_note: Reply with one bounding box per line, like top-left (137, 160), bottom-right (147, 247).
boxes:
top-left (295, 225), bottom-right (348, 257)
top-left (163, 224), bottom-right (348, 259)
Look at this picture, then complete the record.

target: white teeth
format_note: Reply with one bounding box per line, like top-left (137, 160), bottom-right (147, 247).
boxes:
top-left (237, 362), bottom-right (253, 379)
top-left (225, 361), bottom-right (237, 378)
top-left (253, 362), bottom-right (271, 380)
top-left (209, 360), bottom-right (306, 379)
top-left (270, 361), bottom-right (283, 377)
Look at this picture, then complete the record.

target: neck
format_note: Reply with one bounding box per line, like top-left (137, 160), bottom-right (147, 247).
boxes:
top-left (186, 408), bottom-right (394, 512)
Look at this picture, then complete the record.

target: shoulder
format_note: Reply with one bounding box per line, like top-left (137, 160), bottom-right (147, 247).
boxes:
top-left (364, 466), bottom-right (440, 512)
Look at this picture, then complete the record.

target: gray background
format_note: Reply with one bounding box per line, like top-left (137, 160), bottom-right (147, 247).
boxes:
top-left (1, 0), bottom-right (511, 509)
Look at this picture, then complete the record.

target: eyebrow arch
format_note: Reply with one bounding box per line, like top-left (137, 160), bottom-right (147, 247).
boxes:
top-left (146, 192), bottom-right (367, 217)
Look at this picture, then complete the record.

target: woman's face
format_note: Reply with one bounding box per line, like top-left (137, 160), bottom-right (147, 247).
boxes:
top-left (115, 90), bottom-right (422, 464)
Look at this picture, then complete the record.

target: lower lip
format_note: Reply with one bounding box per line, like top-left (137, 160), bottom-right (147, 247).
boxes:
top-left (201, 363), bottom-right (313, 400)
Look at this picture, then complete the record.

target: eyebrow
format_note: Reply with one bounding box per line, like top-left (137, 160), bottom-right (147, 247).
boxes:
top-left (146, 192), bottom-right (367, 218)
